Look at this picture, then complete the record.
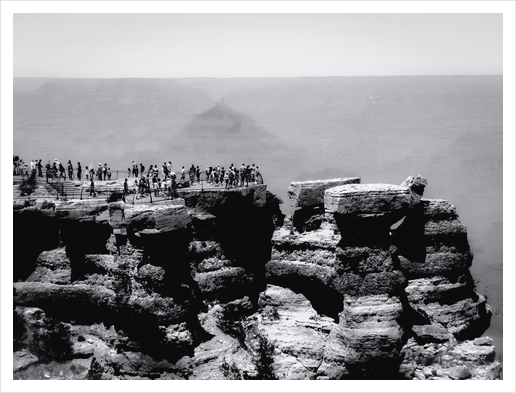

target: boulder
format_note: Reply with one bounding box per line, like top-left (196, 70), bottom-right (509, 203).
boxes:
top-left (288, 178), bottom-right (360, 209)
top-left (448, 366), bottom-right (472, 380)
top-left (400, 175), bottom-right (427, 203)
top-left (324, 183), bottom-right (415, 215)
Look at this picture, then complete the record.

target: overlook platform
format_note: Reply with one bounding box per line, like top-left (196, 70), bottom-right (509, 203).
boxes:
top-left (13, 175), bottom-right (265, 206)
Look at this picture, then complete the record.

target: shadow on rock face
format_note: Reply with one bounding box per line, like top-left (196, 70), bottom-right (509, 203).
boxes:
top-left (390, 203), bottom-right (427, 264)
top-left (267, 273), bottom-right (344, 322)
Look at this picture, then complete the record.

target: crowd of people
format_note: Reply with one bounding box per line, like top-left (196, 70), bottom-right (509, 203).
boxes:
top-left (13, 157), bottom-right (113, 183)
top-left (14, 156), bottom-right (263, 200)
top-left (124, 161), bottom-right (262, 199)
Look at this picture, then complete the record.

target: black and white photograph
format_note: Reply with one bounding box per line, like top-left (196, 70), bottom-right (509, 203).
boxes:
top-left (1, 1), bottom-right (514, 391)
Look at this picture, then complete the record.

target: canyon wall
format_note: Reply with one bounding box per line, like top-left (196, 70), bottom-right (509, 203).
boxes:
top-left (12, 178), bottom-right (500, 380)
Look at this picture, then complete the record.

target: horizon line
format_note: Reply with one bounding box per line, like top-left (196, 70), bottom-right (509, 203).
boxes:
top-left (13, 74), bottom-right (503, 80)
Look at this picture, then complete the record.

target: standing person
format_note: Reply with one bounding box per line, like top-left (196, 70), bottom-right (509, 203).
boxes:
top-left (224, 170), bottom-right (230, 189)
top-left (77, 162), bottom-right (82, 181)
top-left (59, 163), bottom-right (66, 180)
top-left (152, 176), bottom-right (158, 197)
top-left (251, 164), bottom-right (256, 184)
top-left (171, 172), bottom-right (178, 198)
top-left (107, 168), bottom-right (112, 180)
top-left (67, 160), bottom-right (74, 180)
top-left (139, 176), bottom-right (146, 197)
top-left (240, 163), bottom-right (246, 187)
top-left (89, 166), bottom-right (95, 181)
top-left (189, 165), bottom-right (195, 184)
top-left (196, 166), bottom-right (201, 184)
top-left (103, 163), bottom-right (108, 181)
top-left (146, 177), bottom-right (151, 195)
top-left (89, 178), bottom-right (96, 197)
top-left (167, 161), bottom-right (172, 174)
top-left (247, 165), bottom-right (253, 186)
top-left (180, 166), bottom-right (185, 181)
top-left (97, 164), bottom-right (102, 180)
top-left (122, 178), bottom-right (128, 202)
top-left (140, 163), bottom-right (145, 178)
top-left (255, 166), bottom-right (262, 184)
top-left (45, 161), bottom-right (51, 182)
top-left (133, 161), bottom-right (139, 178)
top-left (37, 159), bottom-right (43, 178)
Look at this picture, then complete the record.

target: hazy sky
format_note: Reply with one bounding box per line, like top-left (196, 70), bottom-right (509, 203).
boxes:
top-left (14, 13), bottom-right (503, 78)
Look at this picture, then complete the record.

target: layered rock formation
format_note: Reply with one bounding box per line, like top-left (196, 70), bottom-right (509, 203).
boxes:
top-left (12, 178), bottom-right (500, 380)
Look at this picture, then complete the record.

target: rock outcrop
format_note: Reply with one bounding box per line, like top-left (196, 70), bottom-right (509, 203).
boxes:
top-left (12, 177), bottom-right (499, 380)
top-left (265, 175), bottom-right (497, 379)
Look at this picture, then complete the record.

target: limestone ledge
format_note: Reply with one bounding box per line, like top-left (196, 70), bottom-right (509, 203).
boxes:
top-left (288, 177), bottom-right (360, 209)
top-left (324, 183), bottom-right (416, 215)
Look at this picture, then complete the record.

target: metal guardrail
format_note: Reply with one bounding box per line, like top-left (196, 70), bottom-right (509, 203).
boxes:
top-left (40, 168), bottom-right (264, 183)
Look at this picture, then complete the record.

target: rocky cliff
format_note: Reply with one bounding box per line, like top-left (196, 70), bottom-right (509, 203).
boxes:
top-left (12, 178), bottom-right (500, 380)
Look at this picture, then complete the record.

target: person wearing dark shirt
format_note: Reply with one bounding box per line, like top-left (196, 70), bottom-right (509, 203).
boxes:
top-left (37, 159), bottom-right (43, 178)
top-left (67, 160), bottom-right (74, 180)
top-left (123, 178), bottom-right (129, 202)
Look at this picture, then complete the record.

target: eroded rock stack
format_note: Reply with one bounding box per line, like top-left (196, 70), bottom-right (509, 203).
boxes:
top-left (264, 176), bottom-right (497, 379)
